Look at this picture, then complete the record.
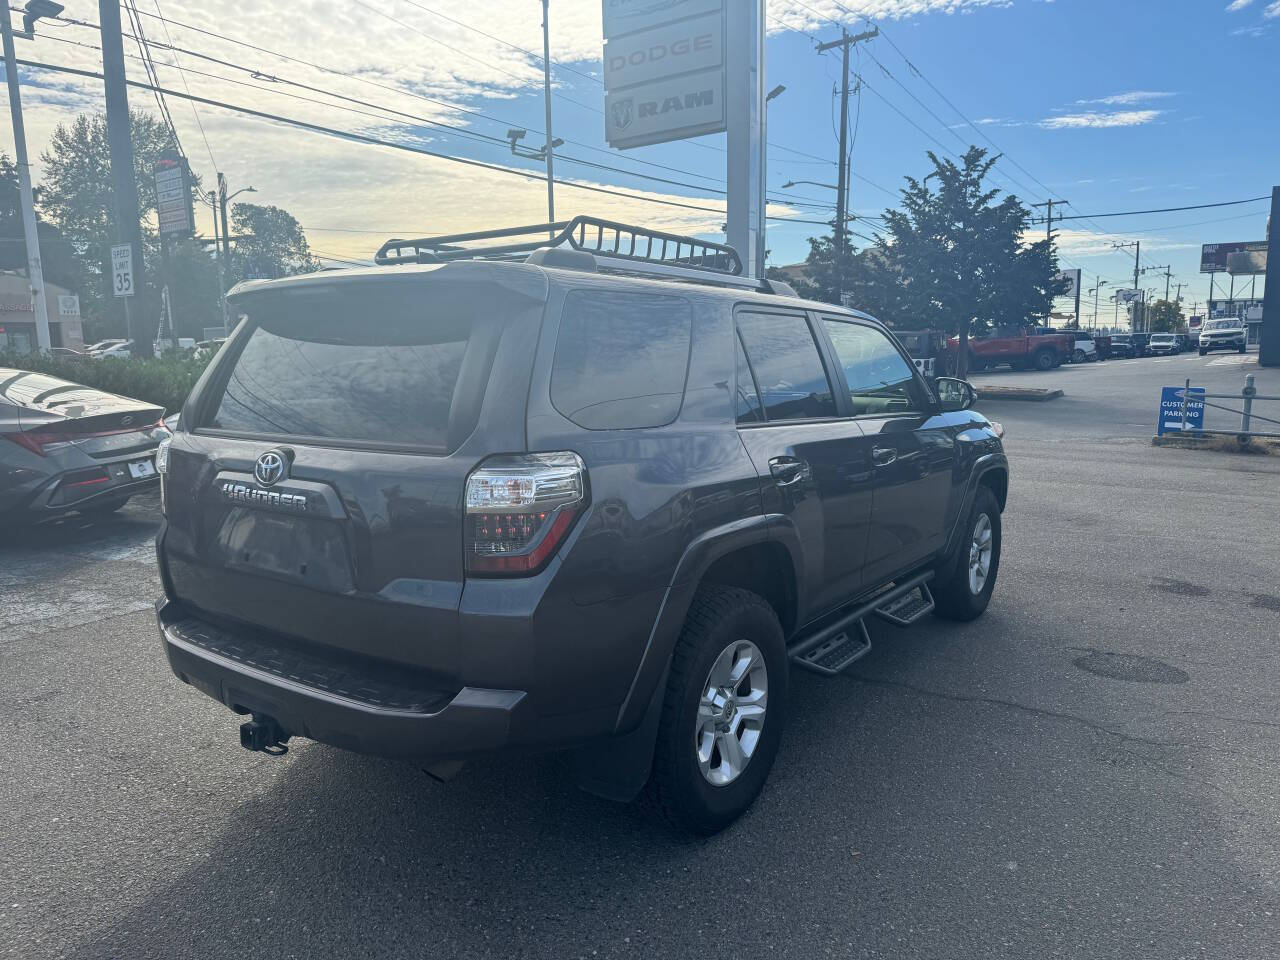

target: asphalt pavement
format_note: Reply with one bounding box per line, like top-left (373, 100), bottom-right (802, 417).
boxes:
top-left (3, 350), bottom-right (1278, 960)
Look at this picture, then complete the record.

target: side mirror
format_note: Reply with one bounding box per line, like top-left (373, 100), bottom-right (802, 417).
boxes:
top-left (935, 377), bottom-right (976, 412)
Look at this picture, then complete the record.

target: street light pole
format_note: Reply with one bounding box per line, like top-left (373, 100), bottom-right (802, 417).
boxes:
top-left (540, 0), bottom-right (555, 227)
top-left (759, 84), bottom-right (785, 278)
top-left (2, 4), bottom-right (59, 352)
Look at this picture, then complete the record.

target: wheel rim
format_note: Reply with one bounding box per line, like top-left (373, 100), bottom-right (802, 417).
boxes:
top-left (695, 639), bottom-right (768, 787)
top-left (967, 513), bottom-right (993, 595)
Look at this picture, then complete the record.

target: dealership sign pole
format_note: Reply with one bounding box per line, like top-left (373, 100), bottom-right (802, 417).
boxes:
top-left (603, 0), bottom-right (764, 276)
top-left (1261, 188), bottom-right (1279, 367)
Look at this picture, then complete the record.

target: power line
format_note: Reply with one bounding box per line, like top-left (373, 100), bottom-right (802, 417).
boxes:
top-left (150, 0), bottom-right (217, 174)
top-left (35, 23), bottom-right (847, 216)
top-left (1040, 196), bottom-right (1272, 221)
top-left (14, 57), bottom-right (838, 232)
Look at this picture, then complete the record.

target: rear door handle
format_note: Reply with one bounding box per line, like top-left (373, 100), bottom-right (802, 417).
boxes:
top-left (769, 456), bottom-right (806, 486)
top-left (871, 446), bottom-right (898, 467)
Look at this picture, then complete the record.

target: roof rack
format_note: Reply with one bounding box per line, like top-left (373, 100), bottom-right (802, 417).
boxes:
top-left (373, 215), bottom-right (796, 295)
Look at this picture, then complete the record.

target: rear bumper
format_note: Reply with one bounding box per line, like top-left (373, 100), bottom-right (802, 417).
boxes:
top-left (2, 450), bottom-right (159, 517)
top-left (157, 599), bottom-right (534, 762)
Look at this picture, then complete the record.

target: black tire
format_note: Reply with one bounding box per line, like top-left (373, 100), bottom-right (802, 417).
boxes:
top-left (1073, 349), bottom-right (1086, 363)
top-left (647, 585), bottom-right (788, 835)
top-left (1238, 344), bottom-right (1246, 354)
top-left (1199, 349), bottom-right (1207, 357)
top-left (932, 486), bottom-right (1002, 622)
top-left (1033, 349), bottom-right (1056, 371)
top-left (78, 498), bottom-right (130, 517)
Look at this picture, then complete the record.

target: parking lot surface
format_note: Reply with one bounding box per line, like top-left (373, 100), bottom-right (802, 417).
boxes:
top-left (3, 352), bottom-right (1279, 959)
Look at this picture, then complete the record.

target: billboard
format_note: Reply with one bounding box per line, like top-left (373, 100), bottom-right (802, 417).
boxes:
top-left (153, 153), bottom-right (195, 238)
top-left (1209, 298), bottom-right (1264, 321)
top-left (1200, 241), bottom-right (1267, 274)
top-left (1115, 288), bottom-right (1145, 305)
top-left (1055, 269), bottom-right (1081, 299)
top-left (603, 0), bottom-right (726, 149)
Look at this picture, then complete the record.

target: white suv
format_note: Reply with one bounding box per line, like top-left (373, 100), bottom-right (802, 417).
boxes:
top-left (1198, 319), bottom-right (1246, 356)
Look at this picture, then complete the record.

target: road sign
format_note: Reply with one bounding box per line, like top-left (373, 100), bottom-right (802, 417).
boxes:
top-left (57, 294), bottom-right (80, 317)
top-left (1200, 241), bottom-right (1267, 275)
top-left (111, 243), bottom-right (134, 298)
top-left (1157, 385), bottom-right (1205, 436)
top-left (603, 0), bottom-right (726, 150)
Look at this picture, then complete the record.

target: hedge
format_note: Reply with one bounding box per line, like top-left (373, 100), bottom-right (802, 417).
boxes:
top-left (0, 350), bottom-right (214, 414)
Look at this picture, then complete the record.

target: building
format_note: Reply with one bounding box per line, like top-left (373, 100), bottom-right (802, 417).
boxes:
top-left (0, 272), bottom-right (85, 354)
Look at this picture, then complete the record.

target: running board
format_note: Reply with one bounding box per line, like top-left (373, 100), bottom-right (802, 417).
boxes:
top-left (794, 620), bottom-right (872, 675)
top-left (874, 583), bottom-right (935, 627)
top-left (789, 571), bottom-right (934, 677)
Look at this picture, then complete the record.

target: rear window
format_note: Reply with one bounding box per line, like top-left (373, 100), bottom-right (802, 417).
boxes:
top-left (203, 289), bottom-right (501, 450)
top-left (551, 290), bottom-right (692, 430)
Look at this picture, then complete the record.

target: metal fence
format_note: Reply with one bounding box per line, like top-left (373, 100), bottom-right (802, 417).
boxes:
top-left (1176, 374), bottom-right (1280, 440)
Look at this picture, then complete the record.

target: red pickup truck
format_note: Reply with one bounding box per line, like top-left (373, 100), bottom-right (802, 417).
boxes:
top-left (949, 325), bottom-right (1074, 372)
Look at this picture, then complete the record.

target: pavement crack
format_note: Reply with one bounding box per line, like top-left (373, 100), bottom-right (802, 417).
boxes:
top-left (853, 676), bottom-right (1182, 748)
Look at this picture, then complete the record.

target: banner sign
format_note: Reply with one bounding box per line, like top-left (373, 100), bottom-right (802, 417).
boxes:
top-left (1157, 385), bottom-right (1205, 436)
top-left (603, 0), bottom-right (726, 149)
top-left (154, 153), bottom-right (195, 238)
top-left (1200, 241), bottom-right (1267, 275)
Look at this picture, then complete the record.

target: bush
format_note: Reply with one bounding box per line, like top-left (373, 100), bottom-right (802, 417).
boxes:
top-left (0, 350), bottom-right (214, 414)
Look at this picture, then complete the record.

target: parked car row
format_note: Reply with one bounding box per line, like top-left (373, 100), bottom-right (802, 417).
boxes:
top-left (1108, 332), bottom-right (1201, 359)
top-left (39, 338), bottom-right (228, 362)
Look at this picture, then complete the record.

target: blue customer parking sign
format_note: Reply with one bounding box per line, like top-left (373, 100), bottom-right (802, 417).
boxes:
top-left (1157, 385), bottom-right (1205, 436)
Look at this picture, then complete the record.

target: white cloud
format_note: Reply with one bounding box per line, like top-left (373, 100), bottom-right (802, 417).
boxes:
top-left (1076, 91), bottom-right (1175, 106)
top-left (767, 0), bottom-right (1018, 33)
top-left (1039, 110), bottom-right (1164, 129)
top-left (1266, 1), bottom-right (1280, 17)
top-left (1225, 0), bottom-right (1255, 10)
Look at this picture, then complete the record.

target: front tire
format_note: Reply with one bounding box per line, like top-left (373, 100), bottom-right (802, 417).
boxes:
top-left (647, 585), bottom-right (788, 835)
top-left (1199, 348), bottom-right (1207, 356)
top-left (933, 486), bottom-right (1002, 622)
top-left (1033, 349), bottom-right (1056, 371)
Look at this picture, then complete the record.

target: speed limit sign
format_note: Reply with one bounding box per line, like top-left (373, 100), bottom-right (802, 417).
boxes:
top-left (111, 243), bottom-right (134, 297)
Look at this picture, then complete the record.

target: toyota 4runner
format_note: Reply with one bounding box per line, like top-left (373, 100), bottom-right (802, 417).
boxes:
top-left (154, 217), bottom-right (1008, 834)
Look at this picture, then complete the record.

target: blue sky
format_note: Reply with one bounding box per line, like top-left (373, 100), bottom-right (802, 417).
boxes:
top-left (2, 0), bottom-right (1275, 324)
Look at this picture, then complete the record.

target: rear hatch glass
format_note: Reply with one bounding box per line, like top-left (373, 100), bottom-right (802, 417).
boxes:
top-left (201, 284), bottom-right (501, 451)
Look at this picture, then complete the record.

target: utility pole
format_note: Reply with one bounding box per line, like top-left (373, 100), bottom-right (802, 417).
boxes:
top-left (1143, 264), bottom-right (1173, 302)
top-left (1260, 186), bottom-right (1278, 367)
top-left (1, 4), bottom-right (54, 352)
top-left (1113, 240), bottom-right (1141, 330)
top-left (539, 0), bottom-right (555, 228)
top-left (1032, 199), bottom-right (1069, 244)
top-left (218, 173), bottom-right (231, 262)
top-left (99, 0), bottom-right (147, 356)
top-left (817, 26), bottom-right (877, 300)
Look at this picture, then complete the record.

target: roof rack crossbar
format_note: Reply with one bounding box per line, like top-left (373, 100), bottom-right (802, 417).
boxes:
top-left (375, 215), bottom-right (745, 277)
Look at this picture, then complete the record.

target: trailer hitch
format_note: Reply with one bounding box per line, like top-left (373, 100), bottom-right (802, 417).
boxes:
top-left (239, 714), bottom-right (290, 755)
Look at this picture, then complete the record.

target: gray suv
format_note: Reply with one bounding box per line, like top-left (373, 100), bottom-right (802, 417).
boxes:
top-left (154, 217), bottom-right (1008, 833)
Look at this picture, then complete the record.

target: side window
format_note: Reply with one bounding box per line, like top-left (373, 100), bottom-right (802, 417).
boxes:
top-left (736, 312), bottom-right (836, 421)
top-left (551, 290), bottom-right (692, 430)
top-left (734, 332), bottom-right (764, 424)
top-left (822, 320), bottom-right (923, 416)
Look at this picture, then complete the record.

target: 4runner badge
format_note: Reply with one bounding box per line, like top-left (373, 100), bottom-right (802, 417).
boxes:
top-left (220, 481), bottom-right (308, 512)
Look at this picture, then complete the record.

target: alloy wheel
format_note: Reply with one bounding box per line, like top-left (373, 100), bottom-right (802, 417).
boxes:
top-left (695, 639), bottom-right (768, 786)
top-left (968, 513), bottom-right (993, 595)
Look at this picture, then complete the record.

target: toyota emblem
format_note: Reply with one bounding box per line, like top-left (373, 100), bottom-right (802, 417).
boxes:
top-left (254, 451), bottom-right (287, 487)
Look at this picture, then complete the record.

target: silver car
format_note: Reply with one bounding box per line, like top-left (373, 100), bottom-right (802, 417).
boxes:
top-left (0, 367), bottom-right (167, 522)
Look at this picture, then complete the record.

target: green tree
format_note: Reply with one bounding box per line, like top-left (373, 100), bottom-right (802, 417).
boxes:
top-left (836, 147), bottom-right (1065, 378)
top-left (38, 110), bottom-right (186, 336)
top-left (0, 154), bottom-right (81, 291)
top-left (779, 226), bottom-right (863, 305)
top-left (227, 203), bottom-right (319, 283)
top-left (1146, 299), bottom-right (1184, 333)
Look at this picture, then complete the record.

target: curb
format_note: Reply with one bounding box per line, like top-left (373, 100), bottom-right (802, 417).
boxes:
top-left (974, 386), bottom-right (1064, 402)
top-left (1152, 433), bottom-right (1277, 455)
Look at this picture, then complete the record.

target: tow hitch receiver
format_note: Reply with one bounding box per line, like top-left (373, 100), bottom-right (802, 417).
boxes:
top-left (239, 714), bottom-right (290, 755)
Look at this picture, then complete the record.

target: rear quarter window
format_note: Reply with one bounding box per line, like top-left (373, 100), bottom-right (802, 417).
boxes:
top-left (550, 290), bottom-right (692, 430)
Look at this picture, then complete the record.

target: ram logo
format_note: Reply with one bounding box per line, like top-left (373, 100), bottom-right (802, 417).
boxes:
top-left (611, 98), bottom-right (635, 131)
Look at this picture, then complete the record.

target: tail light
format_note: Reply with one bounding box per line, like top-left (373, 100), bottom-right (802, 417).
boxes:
top-left (4, 420), bottom-right (165, 457)
top-left (464, 452), bottom-right (587, 576)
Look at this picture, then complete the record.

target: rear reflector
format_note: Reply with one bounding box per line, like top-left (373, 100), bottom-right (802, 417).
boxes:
top-left (464, 452), bottom-right (587, 576)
